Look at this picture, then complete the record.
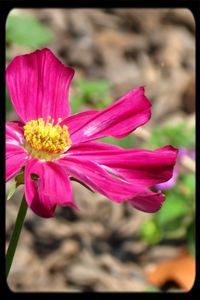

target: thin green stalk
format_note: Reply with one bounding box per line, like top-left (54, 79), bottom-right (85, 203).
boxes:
top-left (6, 195), bottom-right (27, 278)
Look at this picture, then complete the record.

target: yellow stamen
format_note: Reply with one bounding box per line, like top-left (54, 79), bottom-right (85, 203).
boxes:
top-left (24, 116), bottom-right (71, 160)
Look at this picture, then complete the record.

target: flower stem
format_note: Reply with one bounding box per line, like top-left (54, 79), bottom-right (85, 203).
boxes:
top-left (6, 195), bottom-right (27, 278)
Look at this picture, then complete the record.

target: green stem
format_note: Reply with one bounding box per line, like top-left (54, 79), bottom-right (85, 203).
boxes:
top-left (6, 195), bottom-right (28, 278)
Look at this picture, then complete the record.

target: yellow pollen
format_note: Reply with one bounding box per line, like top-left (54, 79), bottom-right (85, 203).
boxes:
top-left (24, 116), bottom-right (72, 157)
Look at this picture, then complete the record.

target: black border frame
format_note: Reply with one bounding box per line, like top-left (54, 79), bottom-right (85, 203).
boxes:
top-left (1, 0), bottom-right (199, 298)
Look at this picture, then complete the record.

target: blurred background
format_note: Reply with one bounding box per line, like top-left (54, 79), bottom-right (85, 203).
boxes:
top-left (6, 8), bottom-right (195, 292)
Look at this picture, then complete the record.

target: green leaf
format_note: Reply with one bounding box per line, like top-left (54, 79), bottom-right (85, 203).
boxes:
top-left (77, 79), bottom-right (110, 98)
top-left (15, 172), bottom-right (25, 186)
top-left (7, 180), bottom-right (17, 201)
top-left (30, 173), bottom-right (39, 180)
top-left (143, 287), bottom-right (160, 292)
top-left (140, 219), bottom-right (162, 245)
top-left (7, 171), bottom-right (25, 201)
top-left (6, 50), bottom-right (12, 62)
top-left (6, 87), bottom-right (13, 115)
top-left (71, 79), bottom-right (112, 112)
top-left (180, 174), bottom-right (195, 196)
top-left (100, 135), bottom-right (134, 148)
top-left (6, 15), bottom-right (53, 48)
top-left (187, 221), bottom-right (195, 256)
top-left (70, 93), bottom-right (85, 114)
top-left (142, 124), bottom-right (195, 149)
top-left (154, 192), bottom-right (189, 227)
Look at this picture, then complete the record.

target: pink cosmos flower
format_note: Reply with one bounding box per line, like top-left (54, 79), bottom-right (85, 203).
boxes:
top-left (6, 48), bottom-right (178, 218)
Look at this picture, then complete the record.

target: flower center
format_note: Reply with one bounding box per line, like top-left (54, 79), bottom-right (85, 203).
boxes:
top-left (24, 116), bottom-right (71, 160)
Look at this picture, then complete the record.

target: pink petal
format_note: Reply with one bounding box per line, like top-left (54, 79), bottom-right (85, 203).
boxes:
top-left (65, 142), bottom-right (178, 188)
top-left (57, 144), bottom-right (177, 213)
top-left (6, 121), bottom-right (28, 181)
top-left (6, 48), bottom-right (74, 123)
top-left (60, 110), bottom-right (98, 144)
top-left (6, 121), bottom-right (25, 144)
top-left (128, 189), bottom-right (165, 213)
top-left (156, 169), bottom-right (178, 190)
top-left (25, 159), bottom-right (77, 218)
top-left (63, 86), bottom-right (151, 144)
top-left (56, 156), bottom-right (145, 203)
top-left (6, 144), bottom-right (28, 181)
top-left (66, 140), bottom-right (121, 153)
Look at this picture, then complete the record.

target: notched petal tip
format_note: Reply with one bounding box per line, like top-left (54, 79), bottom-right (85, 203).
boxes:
top-left (159, 144), bottom-right (179, 153)
top-left (39, 47), bottom-right (75, 75)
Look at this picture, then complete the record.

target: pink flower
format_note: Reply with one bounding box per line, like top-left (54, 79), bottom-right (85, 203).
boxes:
top-left (6, 48), bottom-right (178, 218)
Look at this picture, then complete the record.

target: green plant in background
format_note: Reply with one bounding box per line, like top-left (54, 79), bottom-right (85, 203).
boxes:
top-left (71, 79), bottom-right (112, 113)
top-left (142, 124), bottom-right (195, 149)
top-left (6, 14), bottom-right (53, 51)
top-left (140, 124), bottom-right (195, 257)
top-left (6, 87), bottom-right (13, 115)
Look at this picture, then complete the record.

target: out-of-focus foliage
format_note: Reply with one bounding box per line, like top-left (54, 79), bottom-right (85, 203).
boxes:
top-left (6, 14), bottom-right (53, 49)
top-left (143, 287), bottom-right (161, 292)
top-left (100, 136), bottom-right (134, 149)
top-left (142, 124), bottom-right (195, 149)
top-left (71, 79), bottom-right (112, 113)
top-left (187, 221), bottom-right (195, 256)
top-left (6, 87), bottom-right (13, 114)
top-left (7, 171), bottom-right (25, 201)
top-left (140, 125), bottom-right (195, 257)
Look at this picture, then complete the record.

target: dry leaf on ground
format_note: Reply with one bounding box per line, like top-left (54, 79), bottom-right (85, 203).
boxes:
top-left (147, 250), bottom-right (195, 291)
